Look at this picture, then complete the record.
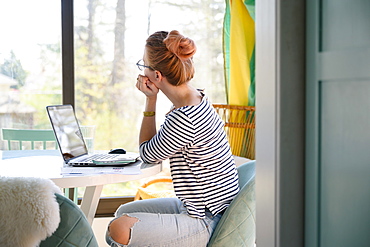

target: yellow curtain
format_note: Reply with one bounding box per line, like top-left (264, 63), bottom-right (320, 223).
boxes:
top-left (223, 0), bottom-right (255, 159)
top-left (224, 0), bottom-right (255, 106)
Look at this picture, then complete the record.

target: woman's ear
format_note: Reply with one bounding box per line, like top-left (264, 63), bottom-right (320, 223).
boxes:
top-left (155, 71), bottom-right (162, 81)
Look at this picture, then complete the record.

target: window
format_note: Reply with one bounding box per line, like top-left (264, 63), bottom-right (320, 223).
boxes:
top-left (0, 1), bottom-right (62, 151)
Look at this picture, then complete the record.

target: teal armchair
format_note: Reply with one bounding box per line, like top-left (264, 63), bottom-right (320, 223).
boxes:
top-left (0, 177), bottom-right (98, 247)
top-left (40, 193), bottom-right (98, 247)
top-left (207, 160), bottom-right (256, 247)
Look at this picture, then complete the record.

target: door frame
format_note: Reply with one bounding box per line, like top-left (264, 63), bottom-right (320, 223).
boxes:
top-left (255, 1), bottom-right (306, 246)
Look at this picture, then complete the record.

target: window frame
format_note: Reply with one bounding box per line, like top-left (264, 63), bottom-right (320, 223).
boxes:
top-left (61, 0), bottom-right (75, 106)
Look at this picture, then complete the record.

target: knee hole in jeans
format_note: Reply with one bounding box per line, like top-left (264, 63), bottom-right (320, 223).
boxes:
top-left (109, 215), bottom-right (139, 245)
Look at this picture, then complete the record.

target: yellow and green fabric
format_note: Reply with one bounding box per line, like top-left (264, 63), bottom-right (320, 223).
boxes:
top-left (223, 0), bottom-right (255, 106)
top-left (223, 0), bottom-right (255, 159)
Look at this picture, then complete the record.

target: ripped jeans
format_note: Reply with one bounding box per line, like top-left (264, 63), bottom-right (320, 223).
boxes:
top-left (106, 198), bottom-right (222, 247)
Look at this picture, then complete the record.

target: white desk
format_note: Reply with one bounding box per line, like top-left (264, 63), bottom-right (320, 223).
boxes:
top-left (0, 150), bottom-right (162, 225)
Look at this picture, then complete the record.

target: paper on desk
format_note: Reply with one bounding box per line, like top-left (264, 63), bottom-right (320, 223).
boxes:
top-left (61, 162), bottom-right (142, 175)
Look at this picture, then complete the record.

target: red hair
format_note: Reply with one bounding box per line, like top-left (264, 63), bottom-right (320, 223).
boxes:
top-left (145, 30), bottom-right (196, 86)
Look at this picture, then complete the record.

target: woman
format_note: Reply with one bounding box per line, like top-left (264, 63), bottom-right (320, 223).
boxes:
top-left (107, 30), bottom-right (239, 247)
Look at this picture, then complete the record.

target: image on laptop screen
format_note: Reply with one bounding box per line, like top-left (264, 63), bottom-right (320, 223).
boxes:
top-left (47, 105), bottom-right (88, 160)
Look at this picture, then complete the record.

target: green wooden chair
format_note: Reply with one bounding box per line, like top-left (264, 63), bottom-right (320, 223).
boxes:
top-left (1, 128), bottom-right (57, 150)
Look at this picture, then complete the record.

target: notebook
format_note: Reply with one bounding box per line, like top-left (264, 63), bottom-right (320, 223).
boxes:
top-left (46, 104), bottom-right (139, 167)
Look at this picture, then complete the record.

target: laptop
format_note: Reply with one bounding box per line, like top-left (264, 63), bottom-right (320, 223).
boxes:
top-left (46, 104), bottom-right (139, 167)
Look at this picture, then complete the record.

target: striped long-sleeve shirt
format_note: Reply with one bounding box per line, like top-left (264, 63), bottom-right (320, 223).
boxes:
top-left (139, 93), bottom-right (240, 218)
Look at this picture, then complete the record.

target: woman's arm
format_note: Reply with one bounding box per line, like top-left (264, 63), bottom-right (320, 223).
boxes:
top-left (139, 110), bottom-right (195, 163)
top-left (136, 75), bottom-right (159, 144)
top-left (139, 96), bottom-right (157, 143)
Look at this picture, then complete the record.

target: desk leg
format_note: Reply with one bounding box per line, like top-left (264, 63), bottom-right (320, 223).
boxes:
top-left (80, 185), bottom-right (103, 225)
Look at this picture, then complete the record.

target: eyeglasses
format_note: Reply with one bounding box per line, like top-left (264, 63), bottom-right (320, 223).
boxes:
top-left (136, 59), bottom-right (154, 71)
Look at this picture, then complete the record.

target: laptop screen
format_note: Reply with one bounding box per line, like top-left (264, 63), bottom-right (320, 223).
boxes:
top-left (47, 105), bottom-right (88, 161)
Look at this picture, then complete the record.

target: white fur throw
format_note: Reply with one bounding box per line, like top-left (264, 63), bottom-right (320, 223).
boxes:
top-left (0, 177), bottom-right (62, 247)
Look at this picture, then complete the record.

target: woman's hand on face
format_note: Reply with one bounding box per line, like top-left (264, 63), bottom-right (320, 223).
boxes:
top-left (136, 75), bottom-right (159, 97)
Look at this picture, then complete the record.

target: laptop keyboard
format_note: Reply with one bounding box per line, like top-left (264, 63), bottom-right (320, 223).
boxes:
top-left (80, 153), bottom-right (119, 162)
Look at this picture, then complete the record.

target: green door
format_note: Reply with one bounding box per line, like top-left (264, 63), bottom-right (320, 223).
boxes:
top-left (306, 1), bottom-right (370, 246)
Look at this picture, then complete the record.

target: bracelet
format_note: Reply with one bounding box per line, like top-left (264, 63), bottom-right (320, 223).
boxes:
top-left (143, 111), bottom-right (155, 117)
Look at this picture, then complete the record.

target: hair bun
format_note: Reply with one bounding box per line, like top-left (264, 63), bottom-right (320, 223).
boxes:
top-left (164, 30), bottom-right (196, 61)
